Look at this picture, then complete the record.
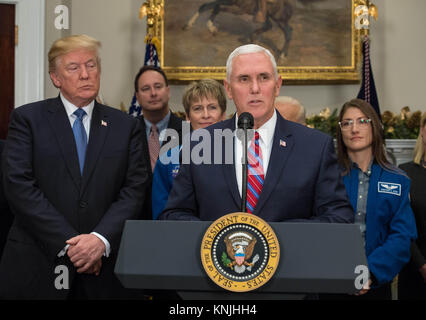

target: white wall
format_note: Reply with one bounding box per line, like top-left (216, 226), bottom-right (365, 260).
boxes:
top-left (372, 0), bottom-right (426, 113)
top-left (43, 0), bottom-right (426, 116)
top-left (44, 0), bottom-right (145, 108)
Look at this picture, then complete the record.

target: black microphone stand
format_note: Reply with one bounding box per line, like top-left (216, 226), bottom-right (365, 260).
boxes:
top-left (237, 113), bottom-right (254, 213)
top-left (241, 129), bottom-right (248, 213)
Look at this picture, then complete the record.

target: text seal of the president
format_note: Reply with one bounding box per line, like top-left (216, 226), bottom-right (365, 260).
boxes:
top-left (201, 212), bottom-right (280, 292)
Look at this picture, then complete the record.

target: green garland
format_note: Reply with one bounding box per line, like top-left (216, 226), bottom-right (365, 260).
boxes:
top-left (306, 106), bottom-right (422, 139)
top-left (306, 108), bottom-right (339, 139)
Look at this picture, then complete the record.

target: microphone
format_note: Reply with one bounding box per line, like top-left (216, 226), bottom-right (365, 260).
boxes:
top-left (237, 112), bottom-right (254, 213)
top-left (237, 112), bottom-right (254, 141)
top-left (237, 112), bottom-right (254, 130)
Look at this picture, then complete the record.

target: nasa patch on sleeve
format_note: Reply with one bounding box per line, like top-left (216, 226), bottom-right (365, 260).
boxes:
top-left (378, 182), bottom-right (401, 196)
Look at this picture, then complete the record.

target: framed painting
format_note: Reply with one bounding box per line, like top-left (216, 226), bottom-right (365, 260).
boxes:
top-left (150, 0), bottom-right (362, 83)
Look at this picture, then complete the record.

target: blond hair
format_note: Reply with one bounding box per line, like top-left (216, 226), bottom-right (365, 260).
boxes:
top-left (48, 34), bottom-right (101, 73)
top-left (413, 111), bottom-right (426, 164)
top-left (182, 79), bottom-right (227, 116)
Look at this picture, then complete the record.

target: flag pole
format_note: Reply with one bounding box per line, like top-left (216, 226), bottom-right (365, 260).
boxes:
top-left (355, 0), bottom-right (381, 120)
top-left (129, 1), bottom-right (164, 117)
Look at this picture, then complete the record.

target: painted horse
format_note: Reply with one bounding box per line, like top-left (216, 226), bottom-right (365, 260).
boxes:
top-left (183, 0), bottom-right (297, 59)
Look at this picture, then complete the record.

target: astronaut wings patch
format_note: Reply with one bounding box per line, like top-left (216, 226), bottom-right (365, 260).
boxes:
top-left (378, 182), bottom-right (401, 196)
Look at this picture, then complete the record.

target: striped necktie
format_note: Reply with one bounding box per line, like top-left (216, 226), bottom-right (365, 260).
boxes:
top-left (246, 131), bottom-right (264, 213)
top-left (148, 124), bottom-right (160, 172)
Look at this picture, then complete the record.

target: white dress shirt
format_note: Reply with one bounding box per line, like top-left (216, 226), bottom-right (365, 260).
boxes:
top-left (234, 110), bottom-right (277, 197)
top-left (60, 93), bottom-right (94, 141)
top-left (58, 94), bottom-right (111, 258)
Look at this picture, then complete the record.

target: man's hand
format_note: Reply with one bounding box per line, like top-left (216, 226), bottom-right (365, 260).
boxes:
top-left (85, 259), bottom-right (102, 276)
top-left (66, 234), bottom-right (105, 274)
top-left (355, 279), bottom-right (372, 296)
top-left (419, 264), bottom-right (426, 283)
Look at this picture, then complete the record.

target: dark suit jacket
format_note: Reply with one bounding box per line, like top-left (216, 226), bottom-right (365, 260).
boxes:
top-left (161, 112), bottom-right (354, 223)
top-left (137, 112), bottom-right (183, 220)
top-left (0, 97), bottom-right (149, 299)
top-left (0, 140), bottom-right (13, 260)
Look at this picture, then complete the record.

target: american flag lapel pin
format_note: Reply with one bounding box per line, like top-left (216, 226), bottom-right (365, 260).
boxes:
top-left (279, 139), bottom-right (286, 147)
top-left (101, 120), bottom-right (108, 127)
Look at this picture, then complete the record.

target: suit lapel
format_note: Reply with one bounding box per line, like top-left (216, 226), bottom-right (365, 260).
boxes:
top-left (254, 114), bottom-right (294, 215)
top-left (167, 112), bottom-right (184, 135)
top-left (138, 116), bottom-right (153, 175)
top-left (46, 97), bottom-right (82, 189)
top-left (140, 112), bottom-right (184, 175)
top-left (80, 102), bottom-right (109, 195)
top-left (162, 112), bottom-right (183, 151)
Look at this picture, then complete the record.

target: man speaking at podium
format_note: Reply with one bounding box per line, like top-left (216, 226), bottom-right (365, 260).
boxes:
top-left (160, 44), bottom-right (353, 223)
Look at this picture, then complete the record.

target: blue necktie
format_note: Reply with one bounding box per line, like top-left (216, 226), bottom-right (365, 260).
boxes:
top-left (73, 109), bottom-right (87, 175)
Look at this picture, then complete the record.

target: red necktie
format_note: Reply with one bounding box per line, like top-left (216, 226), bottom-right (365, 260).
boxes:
top-left (148, 124), bottom-right (160, 172)
top-left (246, 131), bottom-right (264, 213)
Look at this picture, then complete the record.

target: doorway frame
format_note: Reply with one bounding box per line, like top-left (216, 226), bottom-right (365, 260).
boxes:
top-left (0, 0), bottom-right (45, 108)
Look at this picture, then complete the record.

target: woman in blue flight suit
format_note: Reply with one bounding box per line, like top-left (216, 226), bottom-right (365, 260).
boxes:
top-left (152, 79), bottom-right (227, 220)
top-left (335, 99), bottom-right (417, 300)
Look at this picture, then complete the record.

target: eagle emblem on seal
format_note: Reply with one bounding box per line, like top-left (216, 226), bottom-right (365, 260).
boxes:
top-left (222, 231), bottom-right (260, 274)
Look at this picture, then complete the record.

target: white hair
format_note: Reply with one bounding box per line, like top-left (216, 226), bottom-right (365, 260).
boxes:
top-left (275, 96), bottom-right (306, 124)
top-left (275, 96), bottom-right (302, 107)
top-left (225, 44), bottom-right (278, 82)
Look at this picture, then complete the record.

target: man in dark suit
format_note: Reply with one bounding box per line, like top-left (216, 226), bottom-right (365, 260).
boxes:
top-left (160, 44), bottom-right (354, 223)
top-left (134, 66), bottom-right (183, 220)
top-left (0, 35), bottom-right (149, 299)
top-left (0, 140), bottom-right (13, 259)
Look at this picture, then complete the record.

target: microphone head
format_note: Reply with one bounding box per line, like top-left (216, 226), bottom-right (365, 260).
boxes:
top-left (237, 112), bottom-right (254, 129)
top-left (236, 112), bottom-right (255, 142)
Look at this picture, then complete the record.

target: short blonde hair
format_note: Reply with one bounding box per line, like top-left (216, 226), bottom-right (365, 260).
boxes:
top-left (182, 79), bottom-right (227, 116)
top-left (48, 34), bottom-right (101, 73)
top-left (413, 111), bottom-right (426, 164)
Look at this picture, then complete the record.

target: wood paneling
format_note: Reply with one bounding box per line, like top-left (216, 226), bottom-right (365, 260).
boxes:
top-left (0, 4), bottom-right (15, 139)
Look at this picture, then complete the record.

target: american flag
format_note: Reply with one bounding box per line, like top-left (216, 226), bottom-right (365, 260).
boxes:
top-left (357, 36), bottom-right (381, 120)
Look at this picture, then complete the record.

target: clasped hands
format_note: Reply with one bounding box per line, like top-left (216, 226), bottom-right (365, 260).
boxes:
top-left (66, 234), bottom-right (106, 276)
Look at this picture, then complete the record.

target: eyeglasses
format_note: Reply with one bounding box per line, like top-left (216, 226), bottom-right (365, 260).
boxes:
top-left (339, 118), bottom-right (371, 131)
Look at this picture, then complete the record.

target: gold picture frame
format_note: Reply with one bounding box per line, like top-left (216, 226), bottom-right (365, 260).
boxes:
top-left (148, 0), bottom-right (363, 83)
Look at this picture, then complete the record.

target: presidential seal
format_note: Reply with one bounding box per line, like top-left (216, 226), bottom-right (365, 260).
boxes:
top-left (201, 213), bottom-right (280, 292)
